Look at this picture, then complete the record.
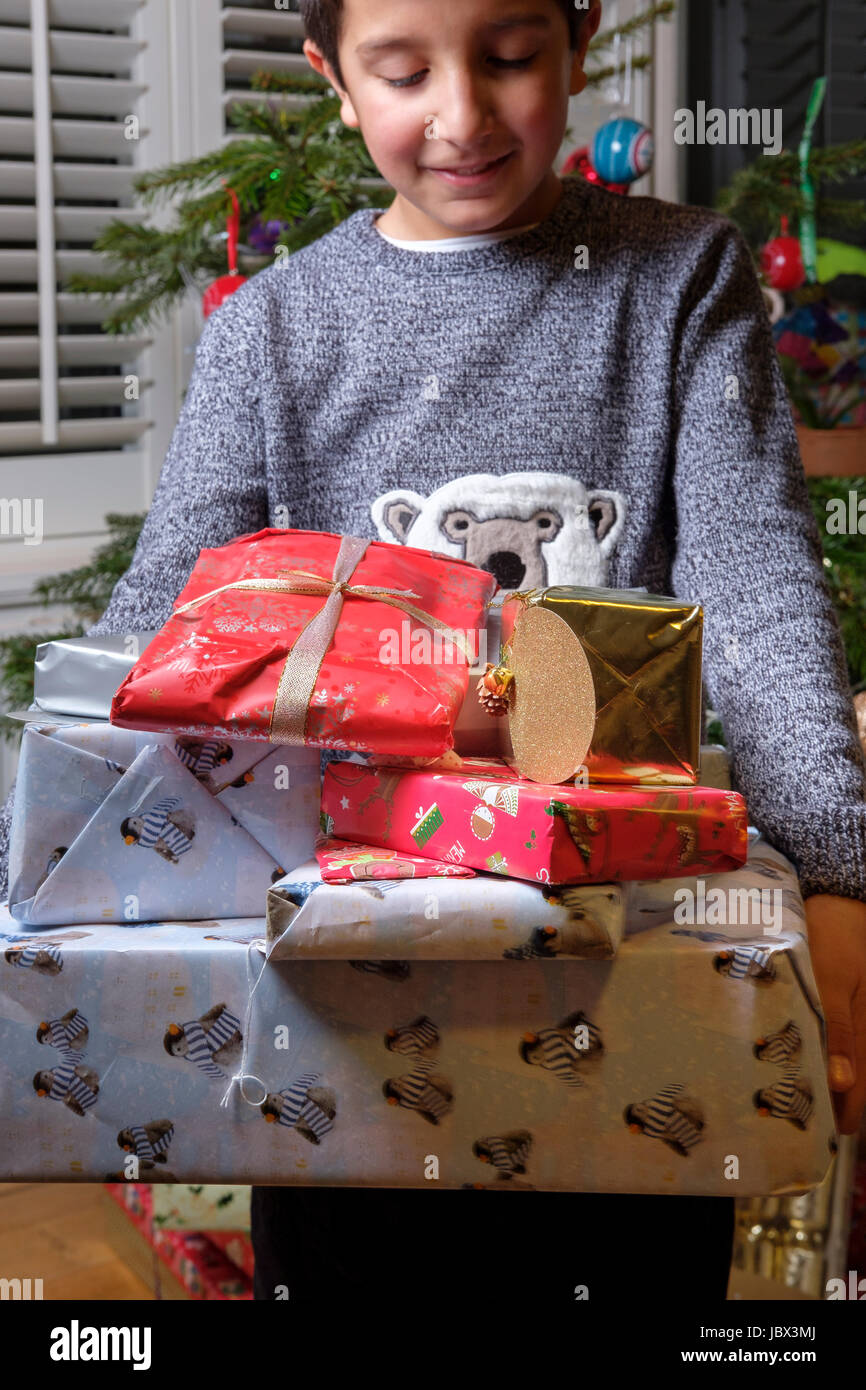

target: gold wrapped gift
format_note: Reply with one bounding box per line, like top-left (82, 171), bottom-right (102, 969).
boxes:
top-left (496, 586), bottom-right (703, 785)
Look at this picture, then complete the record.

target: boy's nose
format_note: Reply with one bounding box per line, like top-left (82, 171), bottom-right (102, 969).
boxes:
top-left (431, 76), bottom-right (498, 149)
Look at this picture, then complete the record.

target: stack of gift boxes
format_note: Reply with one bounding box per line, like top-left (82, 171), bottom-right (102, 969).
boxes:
top-left (0, 528), bottom-right (837, 1208)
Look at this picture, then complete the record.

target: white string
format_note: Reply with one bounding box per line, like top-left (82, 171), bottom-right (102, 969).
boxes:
top-left (219, 938), bottom-right (270, 1110)
top-left (623, 34), bottom-right (633, 112)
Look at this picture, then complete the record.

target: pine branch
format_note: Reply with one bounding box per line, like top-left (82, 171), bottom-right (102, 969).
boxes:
top-left (33, 513), bottom-right (145, 620)
top-left (807, 476), bottom-right (866, 688)
top-left (717, 140), bottom-right (866, 249)
top-left (0, 513), bottom-right (146, 742)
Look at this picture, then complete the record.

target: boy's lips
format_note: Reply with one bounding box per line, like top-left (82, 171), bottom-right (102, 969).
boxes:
top-left (423, 151), bottom-right (515, 186)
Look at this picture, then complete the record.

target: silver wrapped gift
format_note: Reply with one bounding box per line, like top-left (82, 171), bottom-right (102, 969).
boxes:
top-left (8, 632), bottom-right (157, 725)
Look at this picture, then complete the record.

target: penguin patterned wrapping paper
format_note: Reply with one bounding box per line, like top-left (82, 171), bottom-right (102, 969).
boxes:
top-left (268, 858), bottom-right (625, 958)
top-left (7, 723), bottom-right (321, 924)
top-left (0, 837), bottom-right (836, 1194)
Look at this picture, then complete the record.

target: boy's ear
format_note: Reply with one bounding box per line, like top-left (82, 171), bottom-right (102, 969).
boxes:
top-left (302, 39), bottom-right (361, 129)
top-left (569, 0), bottom-right (603, 98)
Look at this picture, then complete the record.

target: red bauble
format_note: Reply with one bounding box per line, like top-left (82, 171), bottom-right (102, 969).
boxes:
top-left (760, 217), bottom-right (806, 292)
top-left (202, 270), bottom-right (248, 318)
top-left (202, 185), bottom-right (249, 318)
top-left (561, 145), bottom-right (630, 196)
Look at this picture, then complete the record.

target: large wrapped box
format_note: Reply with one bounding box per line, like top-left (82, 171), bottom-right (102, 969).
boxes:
top-left (0, 838), bottom-right (835, 1194)
top-left (7, 722), bottom-right (320, 924)
top-left (320, 757), bottom-right (748, 886)
top-left (496, 586), bottom-right (703, 784)
top-left (110, 529), bottom-right (497, 759)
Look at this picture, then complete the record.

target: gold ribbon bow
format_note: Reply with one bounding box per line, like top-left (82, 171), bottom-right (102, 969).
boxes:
top-left (172, 535), bottom-right (475, 744)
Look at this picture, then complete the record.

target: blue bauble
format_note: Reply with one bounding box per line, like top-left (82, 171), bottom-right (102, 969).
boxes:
top-left (591, 118), bottom-right (654, 185)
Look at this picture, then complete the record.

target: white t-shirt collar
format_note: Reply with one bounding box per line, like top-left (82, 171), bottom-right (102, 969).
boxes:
top-left (374, 217), bottom-right (540, 252)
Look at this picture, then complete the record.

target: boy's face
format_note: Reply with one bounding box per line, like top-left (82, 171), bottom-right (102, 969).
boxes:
top-left (304, 0), bottom-right (601, 239)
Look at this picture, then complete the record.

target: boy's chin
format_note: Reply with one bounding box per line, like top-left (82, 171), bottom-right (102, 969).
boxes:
top-left (384, 184), bottom-right (537, 239)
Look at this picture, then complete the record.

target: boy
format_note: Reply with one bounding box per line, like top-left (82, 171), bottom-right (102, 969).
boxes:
top-left (1, 0), bottom-right (865, 1306)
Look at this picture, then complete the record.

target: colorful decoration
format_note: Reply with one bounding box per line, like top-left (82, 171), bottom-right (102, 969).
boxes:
top-left (760, 216), bottom-right (806, 292)
top-left (246, 213), bottom-right (290, 256)
top-left (774, 300), bottom-right (866, 427)
top-left (590, 117), bottom-right (654, 186)
top-left (202, 186), bottom-right (249, 318)
top-left (561, 145), bottom-right (630, 196)
top-left (815, 238), bottom-right (866, 284)
top-left (798, 77), bottom-right (827, 284)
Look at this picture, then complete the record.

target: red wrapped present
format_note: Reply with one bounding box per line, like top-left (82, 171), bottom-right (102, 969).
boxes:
top-left (111, 530), bottom-right (497, 758)
top-left (321, 757), bottom-right (749, 886)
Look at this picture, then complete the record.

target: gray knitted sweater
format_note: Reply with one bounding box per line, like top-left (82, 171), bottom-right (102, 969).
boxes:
top-left (2, 176), bottom-right (865, 901)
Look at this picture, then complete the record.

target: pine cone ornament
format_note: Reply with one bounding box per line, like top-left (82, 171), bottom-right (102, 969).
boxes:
top-left (477, 664), bottom-right (512, 718)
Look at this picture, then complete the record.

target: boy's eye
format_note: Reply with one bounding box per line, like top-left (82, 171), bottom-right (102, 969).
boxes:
top-left (382, 52), bottom-right (538, 89)
top-left (490, 53), bottom-right (538, 69)
top-left (384, 70), bottom-right (428, 89)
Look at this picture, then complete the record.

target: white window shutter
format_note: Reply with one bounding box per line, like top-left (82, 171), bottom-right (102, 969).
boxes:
top-left (0, 0), bottom-right (188, 613)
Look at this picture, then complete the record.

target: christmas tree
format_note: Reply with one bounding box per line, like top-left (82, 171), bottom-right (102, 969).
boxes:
top-left (65, 3), bottom-right (675, 334)
top-left (717, 140), bottom-right (866, 259)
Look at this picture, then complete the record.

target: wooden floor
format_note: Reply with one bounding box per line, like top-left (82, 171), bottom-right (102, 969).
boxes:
top-left (0, 1183), bottom-right (154, 1300)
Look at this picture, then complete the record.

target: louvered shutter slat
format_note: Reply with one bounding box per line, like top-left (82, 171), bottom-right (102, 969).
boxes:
top-left (0, 0), bottom-right (143, 26)
top-left (0, 335), bottom-right (151, 369)
top-left (0, 376), bottom-right (153, 409)
top-left (1, 292), bottom-right (143, 327)
top-left (221, 6), bottom-right (304, 41)
top-left (0, 159), bottom-right (137, 199)
top-left (0, 249), bottom-right (113, 281)
top-left (1, 0), bottom-right (156, 467)
top-left (223, 48), bottom-right (309, 79)
top-left (0, 116), bottom-right (136, 159)
top-left (0, 23), bottom-right (145, 72)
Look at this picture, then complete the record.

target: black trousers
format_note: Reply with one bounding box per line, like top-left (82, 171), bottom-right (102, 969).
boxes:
top-left (251, 1185), bottom-right (735, 1306)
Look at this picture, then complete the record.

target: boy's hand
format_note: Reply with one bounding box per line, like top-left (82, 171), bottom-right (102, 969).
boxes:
top-left (804, 894), bottom-right (866, 1135)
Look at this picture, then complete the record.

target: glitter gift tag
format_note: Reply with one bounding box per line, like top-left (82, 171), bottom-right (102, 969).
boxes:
top-left (507, 606), bottom-right (596, 784)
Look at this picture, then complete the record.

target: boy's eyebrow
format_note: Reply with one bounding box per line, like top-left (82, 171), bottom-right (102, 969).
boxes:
top-left (355, 13), bottom-right (552, 59)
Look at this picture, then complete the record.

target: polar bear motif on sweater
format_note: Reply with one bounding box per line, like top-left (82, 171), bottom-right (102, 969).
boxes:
top-left (371, 472), bottom-right (626, 589)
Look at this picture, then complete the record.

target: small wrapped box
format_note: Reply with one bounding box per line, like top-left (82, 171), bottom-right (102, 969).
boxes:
top-left (320, 757), bottom-right (748, 886)
top-left (111, 529), bottom-right (497, 760)
top-left (494, 586), bottom-right (703, 784)
top-left (32, 632), bottom-right (158, 720)
top-left (7, 723), bottom-right (320, 924)
top-left (269, 856), bottom-right (625, 958)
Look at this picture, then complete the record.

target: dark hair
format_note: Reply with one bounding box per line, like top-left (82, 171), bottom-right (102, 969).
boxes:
top-left (299, 0), bottom-right (588, 92)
